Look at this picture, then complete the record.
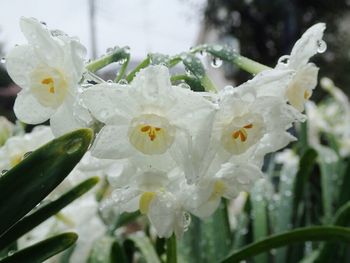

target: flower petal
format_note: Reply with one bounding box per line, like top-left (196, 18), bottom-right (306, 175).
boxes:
top-left (14, 91), bottom-right (54, 124)
top-left (6, 45), bottom-right (38, 88)
top-left (289, 23), bottom-right (326, 68)
top-left (91, 125), bottom-right (135, 159)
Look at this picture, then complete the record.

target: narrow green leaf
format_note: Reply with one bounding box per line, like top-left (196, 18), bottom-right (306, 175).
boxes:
top-left (338, 158), bottom-right (350, 207)
top-left (0, 128), bottom-right (93, 236)
top-left (88, 236), bottom-right (127, 263)
top-left (222, 226), bottom-right (350, 263)
top-left (292, 148), bottom-right (317, 225)
top-left (0, 232), bottom-right (77, 263)
top-left (178, 201), bottom-right (232, 263)
top-left (251, 182), bottom-right (270, 263)
top-left (0, 177), bottom-right (99, 250)
top-left (128, 232), bottom-right (161, 263)
top-left (86, 47), bottom-right (130, 72)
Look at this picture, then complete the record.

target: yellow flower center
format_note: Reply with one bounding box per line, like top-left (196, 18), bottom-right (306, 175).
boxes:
top-left (30, 67), bottom-right (68, 108)
top-left (41, 77), bottom-right (55, 94)
top-left (221, 114), bottom-right (264, 155)
top-left (128, 114), bottom-right (175, 155)
top-left (139, 191), bottom-right (156, 214)
top-left (304, 90), bottom-right (311, 100)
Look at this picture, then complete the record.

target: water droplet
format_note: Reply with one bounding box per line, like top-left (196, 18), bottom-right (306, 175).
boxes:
top-left (7, 250), bottom-right (15, 256)
top-left (199, 50), bottom-right (207, 57)
top-left (65, 138), bottom-right (83, 154)
top-left (23, 151), bottom-right (33, 159)
top-left (211, 57), bottom-right (223, 68)
top-left (278, 55), bottom-right (290, 65)
top-left (1, 57), bottom-right (6, 64)
top-left (1, 169), bottom-right (8, 175)
top-left (107, 79), bottom-right (113, 84)
top-left (316, 40), bottom-right (327, 53)
top-left (118, 58), bottom-right (127, 65)
top-left (213, 44), bottom-right (223, 52)
top-left (183, 212), bottom-right (191, 231)
top-left (118, 79), bottom-right (128, 85)
top-left (40, 21), bottom-right (47, 25)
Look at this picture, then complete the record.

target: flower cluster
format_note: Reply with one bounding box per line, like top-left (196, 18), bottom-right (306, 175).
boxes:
top-left (5, 17), bottom-right (326, 238)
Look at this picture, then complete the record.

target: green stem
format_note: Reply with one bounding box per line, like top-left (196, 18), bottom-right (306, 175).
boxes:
top-left (170, 74), bottom-right (189, 83)
top-left (125, 57), bottom-right (150, 82)
top-left (86, 48), bottom-right (129, 72)
top-left (201, 74), bottom-right (217, 92)
top-left (166, 234), bottom-right (177, 263)
top-left (115, 55), bottom-right (130, 82)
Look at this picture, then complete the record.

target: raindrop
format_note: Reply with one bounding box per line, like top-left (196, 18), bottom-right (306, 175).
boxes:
top-left (23, 151), bottom-right (33, 159)
top-left (278, 55), bottom-right (290, 65)
top-left (1, 169), bottom-right (8, 175)
top-left (211, 57), bottom-right (223, 68)
top-left (7, 250), bottom-right (15, 256)
top-left (65, 138), bottom-right (83, 154)
top-left (106, 80), bottom-right (113, 84)
top-left (213, 44), bottom-right (223, 52)
top-left (118, 79), bottom-right (128, 85)
top-left (118, 58), bottom-right (127, 65)
top-left (199, 50), bottom-right (207, 57)
top-left (106, 47), bottom-right (114, 53)
top-left (40, 21), bottom-right (47, 25)
top-left (1, 57), bottom-right (6, 64)
top-left (183, 212), bottom-right (191, 231)
top-left (316, 40), bottom-right (327, 53)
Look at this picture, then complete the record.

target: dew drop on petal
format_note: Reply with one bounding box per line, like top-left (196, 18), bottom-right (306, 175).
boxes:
top-left (107, 79), bottom-right (113, 84)
top-left (316, 40), bottom-right (327, 53)
top-left (1, 169), bottom-right (8, 175)
top-left (211, 57), bottom-right (223, 68)
top-left (183, 212), bottom-right (191, 231)
top-left (118, 79), bottom-right (128, 85)
top-left (179, 83), bottom-right (191, 90)
top-left (1, 57), bottom-right (6, 64)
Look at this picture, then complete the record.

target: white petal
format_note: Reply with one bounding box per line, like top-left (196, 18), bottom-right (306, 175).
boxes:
top-left (50, 101), bottom-right (83, 137)
top-left (132, 65), bottom-right (174, 108)
top-left (91, 125), bottom-right (135, 159)
top-left (249, 69), bottom-right (294, 99)
top-left (148, 193), bottom-right (178, 238)
top-left (191, 197), bottom-right (221, 218)
top-left (82, 84), bottom-right (138, 124)
top-left (6, 45), bottom-right (38, 88)
top-left (20, 17), bottom-right (63, 65)
top-left (14, 91), bottom-right (54, 124)
top-left (289, 23), bottom-right (326, 68)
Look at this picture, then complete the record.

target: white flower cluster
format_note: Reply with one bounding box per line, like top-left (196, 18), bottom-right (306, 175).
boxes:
top-left (5, 17), bottom-right (326, 238)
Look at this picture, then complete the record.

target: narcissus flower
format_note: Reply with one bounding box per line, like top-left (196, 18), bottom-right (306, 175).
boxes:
top-left (275, 23), bottom-right (326, 112)
top-left (82, 65), bottom-right (216, 182)
top-left (6, 17), bottom-right (87, 136)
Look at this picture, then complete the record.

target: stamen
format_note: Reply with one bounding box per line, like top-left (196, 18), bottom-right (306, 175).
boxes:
top-left (41, 77), bottom-right (55, 94)
top-left (140, 125), bottom-right (162, 141)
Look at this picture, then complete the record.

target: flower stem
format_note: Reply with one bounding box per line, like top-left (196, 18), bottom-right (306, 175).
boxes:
top-left (115, 55), bottom-right (130, 82)
top-left (86, 47), bottom-right (130, 73)
top-left (125, 57), bottom-right (150, 82)
top-left (166, 234), bottom-right (177, 263)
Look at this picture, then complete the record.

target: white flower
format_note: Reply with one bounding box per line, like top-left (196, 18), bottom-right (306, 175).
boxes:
top-left (214, 69), bottom-right (303, 168)
top-left (276, 23), bottom-right (326, 112)
top-left (103, 164), bottom-right (191, 238)
top-left (82, 65), bottom-right (216, 182)
top-left (0, 117), bottom-right (14, 146)
top-left (6, 17), bottom-right (88, 136)
top-left (0, 125), bottom-right (53, 171)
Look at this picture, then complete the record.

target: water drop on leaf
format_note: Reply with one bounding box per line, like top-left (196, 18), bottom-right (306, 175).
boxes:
top-left (211, 57), bottom-right (223, 68)
top-left (316, 40), bottom-right (327, 53)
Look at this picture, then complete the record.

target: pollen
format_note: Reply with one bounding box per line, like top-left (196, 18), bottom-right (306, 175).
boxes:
top-left (41, 77), bottom-right (55, 94)
top-left (232, 123), bottom-right (253, 142)
top-left (140, 125), bottom-right (162, 141)
top-left (139, 191), bottom-right (156, 214)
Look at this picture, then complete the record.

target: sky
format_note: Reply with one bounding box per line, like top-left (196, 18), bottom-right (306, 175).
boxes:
top-left (0, 0), bottom-right (206, 60)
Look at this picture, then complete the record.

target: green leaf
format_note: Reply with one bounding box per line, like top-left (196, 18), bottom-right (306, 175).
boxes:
top-left (292, 148), bottom-right (317, 226)
top-left (251, 182), bottom-right (270, 263)
top-left (0, 128), bottom-right (93, 236)
top-left (88, 236), bottom-right (127, 263)
top-left (86, 47), bottom-right (130, 72)
top-left (128, 232), bottom-right (161, 263)
top-left (314, 201), bottom-right (350, 262)
top-left (222, 226), bottom-right (350, 263)
top-left (0, 176), bottom-right (99, 250)
top-left (178, 201), bottom-right (232, 263)
top-left (338, 157), bottom-right (350, 207)
top-left (166, 234), bottom-right (177, 263)
top-left (0, 232), bottom-right (77, 263)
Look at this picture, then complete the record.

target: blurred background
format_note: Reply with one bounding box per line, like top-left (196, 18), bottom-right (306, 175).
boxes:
top-left (1, 0), bottom-right (350, 121)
